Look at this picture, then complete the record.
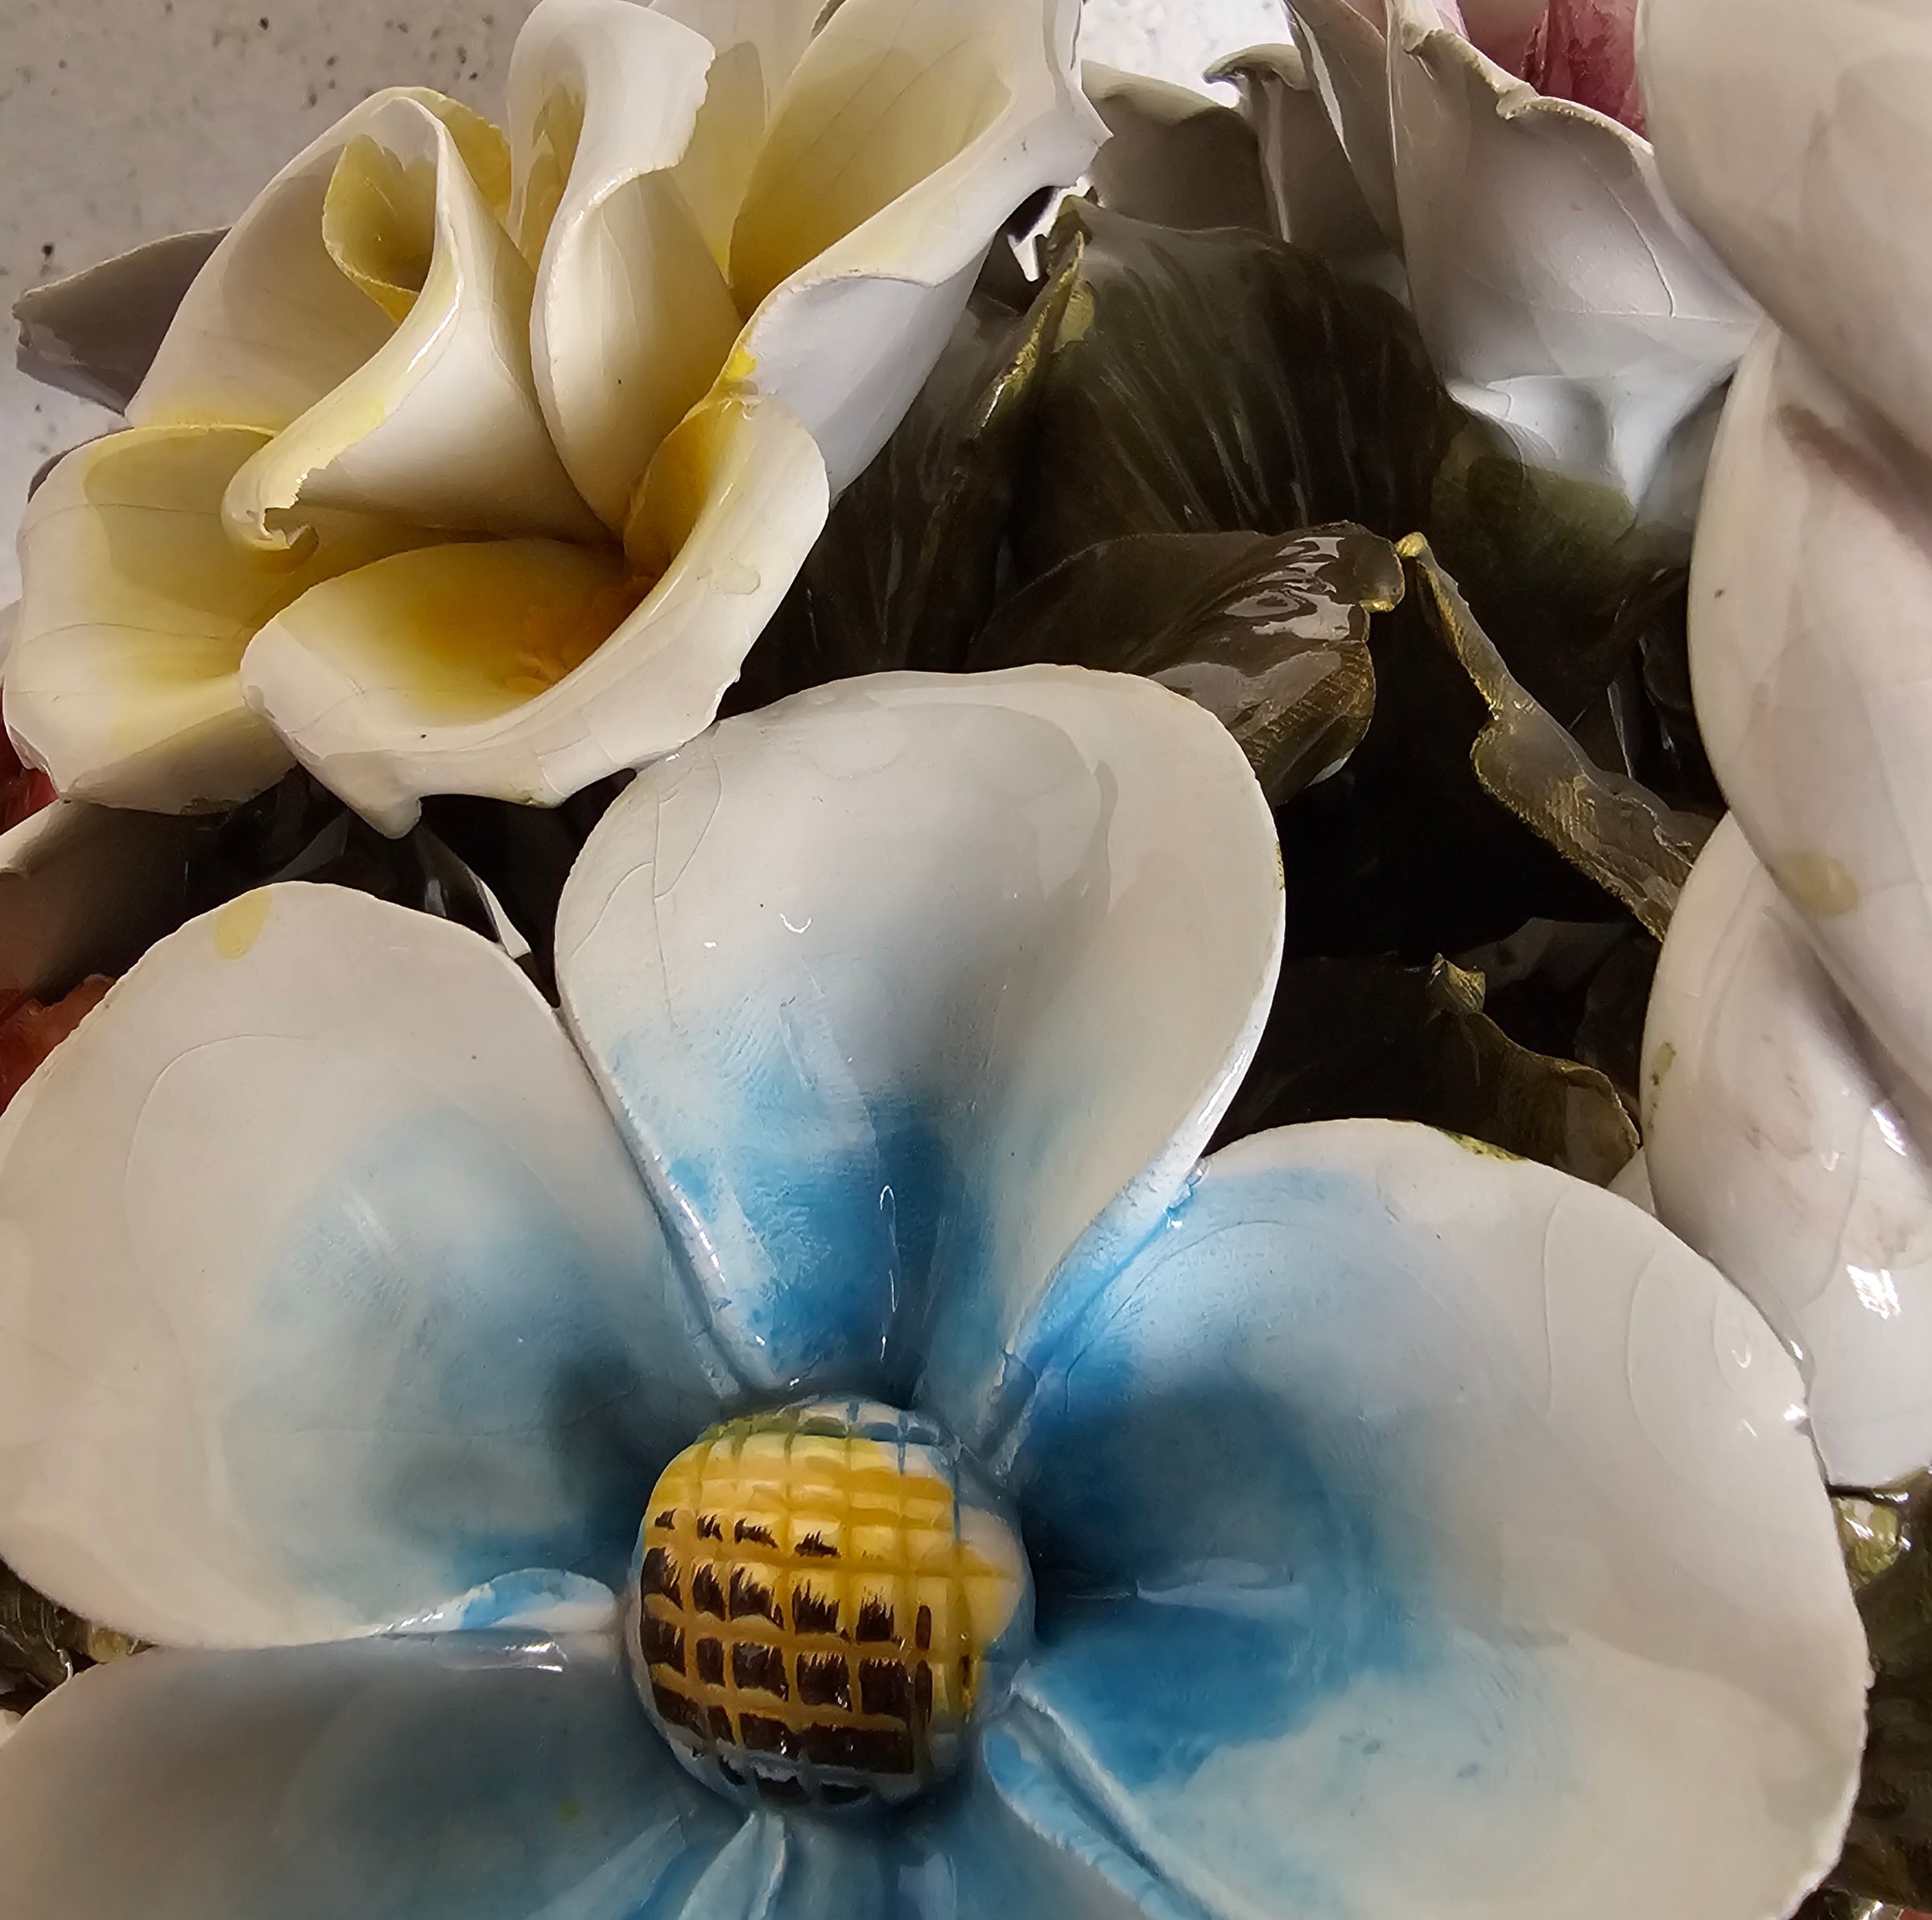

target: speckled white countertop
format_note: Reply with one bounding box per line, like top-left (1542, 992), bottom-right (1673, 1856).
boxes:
top-left (0, 0), bottom-right (1287, 601)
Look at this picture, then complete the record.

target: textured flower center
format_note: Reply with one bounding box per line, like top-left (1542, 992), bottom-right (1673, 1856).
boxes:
top-left (625, 1399), bottom-right (1030, 1809)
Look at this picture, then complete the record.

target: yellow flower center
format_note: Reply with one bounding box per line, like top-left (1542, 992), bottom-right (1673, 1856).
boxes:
top-left (627, 1401), bottom-right (1029, 1808)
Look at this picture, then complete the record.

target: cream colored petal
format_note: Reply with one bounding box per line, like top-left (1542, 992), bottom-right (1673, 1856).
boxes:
top-left (131, 89), bottom-right (506, 434)
top-left (7, 427), bottom-right (432, 814)
top-left (654, 0), bottom-right (827, 262)
top-left (1689, 326), bottom-right (1932, 1135)
top-left (508, 0), bottom-right (742, 529)
top-left (240, 394), bottom-right (828, 833)
top-left (1378, 0), bottom-right (1757, 509)
top-left (1083, 60), bottom-right (1272, 234)
top-left (1645, 815), bottom-right (1932, 1489)
top-left (1286, 0), bottom-right (1402, 243)
top-left (1641, 0), bottom-right (1932, 469)
top-left (207, 93), bottom-right (601, 553)
top-left (1210, 43), bottom-right (1391, 263)
top-left (728, 0), bottom-right (1106, 490)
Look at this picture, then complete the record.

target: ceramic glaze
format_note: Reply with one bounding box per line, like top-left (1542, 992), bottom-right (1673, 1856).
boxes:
top-left (1641, 0), bottom-right (1932, 1488)
top-left (630, 1399), bottom-right (1030, 1807)
top-left (1228, 0), bottom-right (1756, 517)
top-left (3, 0), bottom-right (1105, 829)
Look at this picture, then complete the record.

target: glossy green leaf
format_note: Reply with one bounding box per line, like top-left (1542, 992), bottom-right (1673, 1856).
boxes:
top-left (969, 524), bottom-right (1401, 802)
top-left (1828, 1477), bottom-right (1932, 1910)
top-left (1401, 535), bottom-right (1713, 939)
top-left (1211, 953), bottom-right (1637, 1183)
top-left (1014, 200), bottom-right (1454, 579)
top-left (1, 1560), bottom-right (137, 1716)
top-left (729, 260), bottom-right (1075, 707)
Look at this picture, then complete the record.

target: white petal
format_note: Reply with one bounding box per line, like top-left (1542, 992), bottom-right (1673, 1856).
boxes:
top-left (0, 883), bottom-right (723, 1648)
top-left (0, 1634), bottom-right (743, 1920)
top-left (999, 1118), bottom-right (1867, 1920)
top-left (727, 0), bottom-right (1107, 489)
top-left (1645, 815), bottom-right (1932, 1488)
top-left (1690, 328), bottom-right (1932, 1117)
top-left (132, 90), bottom-right (598, 551)
top-left (0, 802), bottom-right (193, 1001)
top-left (8, 426), bottom-right (432, 813)
top-left (1380, 0), bottom-right (1757, 509)
top-left (554, 667), bottom-right (1283, 1433)
top-left (241, 394), bottom-right (828, 833)
top-left (1641, 0), bottom-right (1932, 465)
top-left (509, 0), bottom-right (743, 528)
top-left (653, 0), bottom-right (826, 259)
top-left (1211, 43), bottom-right (1392, 263)
top-left (1286, 0), bottom-right (1403, 242)
top-left (1083, 61), bottom-right (1271, 234)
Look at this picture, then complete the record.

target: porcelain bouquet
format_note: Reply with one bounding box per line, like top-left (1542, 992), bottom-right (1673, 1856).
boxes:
top-left (1, 0), bottom-right (1927, 1915)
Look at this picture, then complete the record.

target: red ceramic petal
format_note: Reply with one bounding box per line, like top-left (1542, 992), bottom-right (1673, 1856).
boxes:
top-left (1521, 0), bottom-right (1646, 133)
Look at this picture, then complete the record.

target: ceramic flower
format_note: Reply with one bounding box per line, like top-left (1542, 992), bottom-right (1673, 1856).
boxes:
top-left (5, 0), bottom-right (1103, 833)
top-left (1216, 0), bottom-right (1757, 519)
top-left (1633, 0), bottom-right (1932, 1492)
top-left (0, 667), bottom-right (1866, 1917)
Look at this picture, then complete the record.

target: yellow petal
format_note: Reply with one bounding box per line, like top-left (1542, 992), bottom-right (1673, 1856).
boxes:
top-left (131, 90), bottom-right (597, 554)
top-left (654, 0), bottom-right (825, 266)
top-left (726, 0), bottom-right (1105, 489)
top-left (240, 394), bottom-right (828, 832)
top-left (508, 0), bottom-right (742, 527)
top-left (7, 427), bottom-right (432, 812)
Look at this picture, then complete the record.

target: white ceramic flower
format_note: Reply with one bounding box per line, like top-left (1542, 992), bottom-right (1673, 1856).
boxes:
top-left (6, 0), bottom-right (1103, 832)
top-left (0, 666), bottom-right (1869, 1918)
top-left (1222, 0), bottom-right (1757, 517)
top-left (1637, 0), bottom-right (1932, 1487)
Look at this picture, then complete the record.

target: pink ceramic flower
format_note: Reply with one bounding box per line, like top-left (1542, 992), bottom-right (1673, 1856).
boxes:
top-left (1450, 0), bottom-right (1645, 131)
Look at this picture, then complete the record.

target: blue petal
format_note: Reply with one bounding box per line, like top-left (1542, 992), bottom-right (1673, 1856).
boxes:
top-left (554, 671), bottom-right (1281, 1407)
top-left (0, 1632), bottom-right (741, 1919)
top-left (985, 1121), bottom-right (1868, 1920)
top-left (0, 885), bottom-right (730, 1648)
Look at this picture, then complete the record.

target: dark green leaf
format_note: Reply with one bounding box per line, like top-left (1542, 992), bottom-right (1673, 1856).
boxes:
top-left (1013, 200), bottom-right (1454, 578)
top-left (970, 524), bottom-right (1401, 802)
top-left (1, 1559), bottom-right (138, 1716)
top-left (1828, 1477), bottom-right (1932, 1910)
top-left (1212, 954), bottom-right (1637, 1183)
top-left (1401, 535), bottom-right (1713, 939)
top-left (729, 260), bottom-right (1075, 706)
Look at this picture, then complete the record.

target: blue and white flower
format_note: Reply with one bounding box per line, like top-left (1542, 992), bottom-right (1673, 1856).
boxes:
top-left (0, 669), bottom-right (1867, 1917)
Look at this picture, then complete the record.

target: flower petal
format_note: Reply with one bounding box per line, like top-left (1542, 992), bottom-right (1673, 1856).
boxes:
top-left (555, 668), bottom-right (1282, 1428)
top-left (1645, 815), bottom-right (1932, 1489)
top-left (1688, 328), bottom-right (1932, 1126)
top-left (509, 0), bottom-right (742, 528)
top-left (1084, 62), bottom-right (1271, 235)
top-left (1641, 0), bottom-right (1932, 465)
top-left (133, 90), bottom-right (598, 551)
top-left (0, 883), bottom-right (726, 1647)
top-left (12, 230), bottom-right (225, 412)
top-left (654, 0), bottom-right (824, 263)
top-left (0, 1632), bottom-right (742, 1919)
top-left (240, 393), bottom-right (828, 833)
top-left (0, 800), bottom-right (192, 1001)
top-left (1285, 0), bottom-right (1404, 242)
top-left (8, 425), bottom-right (432, 812)
top-left (1376, 0), bottom-right (1756, 508)
top-left (727, 0), bottom-right (1106, 489)
top-left (1211, 41), bottom-right (1393, 265)
top-left (993, 1119), bottom-right (1867, 1920)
